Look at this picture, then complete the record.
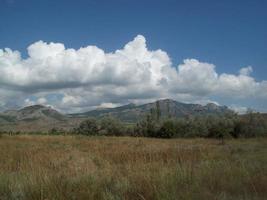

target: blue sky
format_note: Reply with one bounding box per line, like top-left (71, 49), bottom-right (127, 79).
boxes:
top-left (0, 0), bottom-right (267, 113)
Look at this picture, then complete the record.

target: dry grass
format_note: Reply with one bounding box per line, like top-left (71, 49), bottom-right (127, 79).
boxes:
top-left (0, 135), bottom-right (266, 200)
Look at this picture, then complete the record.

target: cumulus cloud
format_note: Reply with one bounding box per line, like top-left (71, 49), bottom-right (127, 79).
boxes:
top-left (0, 35), bottom-right (170, 91)
top-left (239, 66), bottom-right (253, 76)
top-left (171, 59), bottom-right (218, 95)
top-left (0, 35), bottom-right (266, 112)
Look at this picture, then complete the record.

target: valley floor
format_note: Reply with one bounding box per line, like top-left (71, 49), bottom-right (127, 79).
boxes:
top-left (0, 135), bottom-right (266, 200)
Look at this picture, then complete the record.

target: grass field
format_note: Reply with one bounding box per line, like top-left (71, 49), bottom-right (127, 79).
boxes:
top-left (0, 135), bottom-right (266, 200)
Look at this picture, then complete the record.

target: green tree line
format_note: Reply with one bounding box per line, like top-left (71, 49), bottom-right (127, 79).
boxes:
top-left (74, 111), bottom-right (267, 139)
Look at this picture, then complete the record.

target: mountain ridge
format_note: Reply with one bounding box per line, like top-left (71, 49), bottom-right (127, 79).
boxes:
top-left (1, 104), bottom-right (66, 121)
top-left (70, 99), bottom-right (232, 122)
top-left (0, 99), bottom-right (233, 132)
top-left (0, 104), bottom-right (80, 132)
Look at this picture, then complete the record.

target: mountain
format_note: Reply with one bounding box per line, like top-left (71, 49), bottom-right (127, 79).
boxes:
top-left (70, 99), bottom-right (232, 122)
top-left (2, 105), bottom-right (66, 121)
top-left (0, 99), bottom-right (233, 132)
top-left (0, 105), bottom-right (82, 132)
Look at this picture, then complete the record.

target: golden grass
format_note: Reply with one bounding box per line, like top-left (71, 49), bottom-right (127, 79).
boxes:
top-left (0, 135), bottom-right (266, 200)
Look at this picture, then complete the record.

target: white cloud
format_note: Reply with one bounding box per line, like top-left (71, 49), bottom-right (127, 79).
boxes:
top-left (239, 66), bottom-right (253, 76)
top-left (0, 35), bottom-right (267, 112)
top-left (98, 102), bottom-right (122, 109)
top-left (24, 98), bottom-right (35, 107)
top-left (37, 97), bottom-right (47, 104)
top-left (171, 59), bottom-right (218, 95)
top-left (230, 105), bottom-right (249, 114)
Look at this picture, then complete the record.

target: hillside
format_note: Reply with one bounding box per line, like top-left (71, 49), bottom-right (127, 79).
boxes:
top-left (2, 105), bottom-right (66, 121)
top-left (0, 99), bottom-right (233, 132)
top-left (70, 99), bottom-right (232, 122)
top-left (0, 105), bottom-right (82, 132)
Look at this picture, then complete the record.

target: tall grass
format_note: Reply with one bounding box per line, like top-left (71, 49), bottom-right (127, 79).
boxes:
top-left (0, 135), bottom-right (266, 200)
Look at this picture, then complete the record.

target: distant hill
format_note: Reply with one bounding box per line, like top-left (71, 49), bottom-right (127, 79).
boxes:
top-left (2, 105), bottom-right (66, 121)
top-left (0, 105), bottom-right (82, 132)
top-left (0, 99), bottom-right (234, 132)
top-left (70, 99), bottom-right (233, 122)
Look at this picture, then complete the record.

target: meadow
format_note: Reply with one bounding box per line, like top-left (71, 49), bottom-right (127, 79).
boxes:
top-left (0, 135), bottom-right (266, 200)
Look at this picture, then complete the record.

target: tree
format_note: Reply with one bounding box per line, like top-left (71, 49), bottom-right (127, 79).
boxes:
top-left (49, 127), bottom-right (62, 135)
top-left (158, 120), bottom-right (176, 138)
top-left (156, 101), bottom-right (161, 121)
top-left (208, 117), bottom-right (234, 144)
top-left (167, 100), bottom-right (171, 119)
top-left (75, 118), bottom-right (99, 136)
top-left (145, 114), bottom-right (157, 137)
top-left (99, 117), bottom-right (124, 136)
top-left (135, 112), bottom-right (158, 137)
top-left (234, 112), bottom-right (267, 138)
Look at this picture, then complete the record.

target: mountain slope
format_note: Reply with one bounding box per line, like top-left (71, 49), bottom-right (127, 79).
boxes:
top-left (2, 105), bottom-right (66, 121)
top-left (0, 99), bottom-right (233, 132)
top-left (0, 105), bottom-right (82, 132)
top-left (71, 99), bottom-right (232, 122)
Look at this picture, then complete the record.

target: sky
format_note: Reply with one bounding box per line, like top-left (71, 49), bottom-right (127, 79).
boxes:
top-left (0, 0), bottom-right (267, 113)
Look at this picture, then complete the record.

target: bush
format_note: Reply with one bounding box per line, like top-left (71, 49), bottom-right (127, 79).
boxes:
top-left (49, 128), bottom-right (65, 135)
top-left (99, 117), bottom-right (124, 136)
top-left (75, 117), bottom-right (125, 136)
top-left (233, 113), bottom-right (267, 138)
top-left (74, 112), bottom-right (267, 139)
top-left (158, 120), bottom-right (176, 138)
top-left (75, 118), bottom-right (99, 136)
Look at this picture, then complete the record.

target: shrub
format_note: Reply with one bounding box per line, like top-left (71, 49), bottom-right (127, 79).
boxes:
top-left (158, 120), bottom-right (176, 138)
top-left (99, 117), bottom-right (124, 136)
top-left (75, 118), bottom-right (99, 136)
top-left (74, 112), bottom-right (267, 139)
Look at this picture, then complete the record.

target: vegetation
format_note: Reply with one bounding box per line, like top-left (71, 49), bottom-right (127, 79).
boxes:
top-left (1, 109), bottom-right (266, 199)
top-left (73, 117), bottom-right (125, 136)
top-left (0, 99), bottom-right (232, 133)
top-left (74, 112), bottom-right (267, 139)
top-left (0, 135), bottom-right (266, 200)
